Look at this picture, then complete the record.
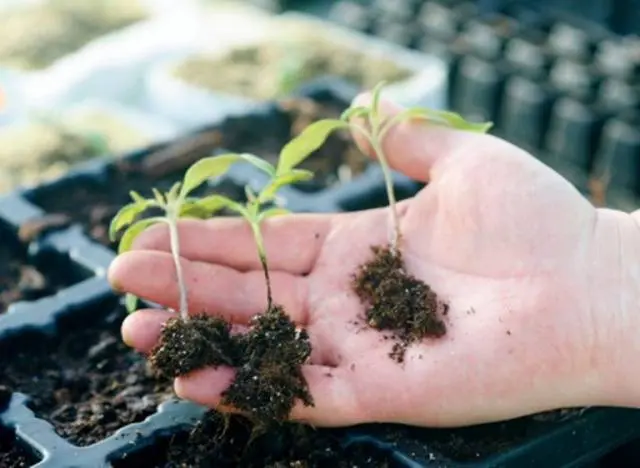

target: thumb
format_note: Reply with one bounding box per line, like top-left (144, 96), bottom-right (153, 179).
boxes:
top-left (349, 92), bottom-right (488, 182)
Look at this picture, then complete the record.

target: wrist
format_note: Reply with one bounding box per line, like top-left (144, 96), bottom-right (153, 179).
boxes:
top-left (589, 208), bottom-right (640, 407)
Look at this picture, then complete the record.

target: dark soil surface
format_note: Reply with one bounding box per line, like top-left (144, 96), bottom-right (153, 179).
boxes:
top-left (0, 303), bottom-right (174, 446)
top-left (0, 426), bottom-right (40, 467)
top-left (113, 410), bottom-right (398, 468)
top-left (415, 408), bottom-right (584, 462)
top-left (352, 245), bottom-right (448, 363)
top-left (28, 96), bottom-right (368, 249)
top-left (150, 305), bottom-right (313, 425)
top-left (0, 228), bottom-right (81, 315)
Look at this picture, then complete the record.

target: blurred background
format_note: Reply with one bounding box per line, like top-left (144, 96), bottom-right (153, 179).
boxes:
top-left (0, 0), bottom-right (637, 209)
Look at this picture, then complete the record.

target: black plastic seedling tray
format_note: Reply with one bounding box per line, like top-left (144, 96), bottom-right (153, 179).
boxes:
top-left (279, 0), bottom-right (640, 211)
top-left (1, 78), bottom-right (640, 467)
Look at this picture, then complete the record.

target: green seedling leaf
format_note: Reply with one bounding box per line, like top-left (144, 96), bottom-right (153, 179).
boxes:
top-left (179, 202), bottom-right (210, 219)
top-left (193, 194), bottom-right (241, 215)
top-left (166, 181), bottom-right (182, 203)
top-left (370, 80), bottom-right (388, 120)
top-left (125, 293), bottom-right (139, 314)
top-left (392, 107), bottom-right (493, 133)
top-left (277, 119), bottom-right (348, 175)
top-left (258, 207), bottom-right (291, 222)
top-left (118, 217), bottom-right (163, 254)
top-left (340, 106), bottom-right (370, 122)
top-left (238, 153), bottom-right (276, 177)
top-left (244, 185), bottom-right (257, 203)
top-left (258, 169), bottom-right (314, 203)
top-left (152, 188), bottom-right (165, 205)
top-left (109, 201), bottom-right (154, 242)
top-left (129, 191), bottom-right (145, 204)
top-left (180, 153), bottom-right (241, 198)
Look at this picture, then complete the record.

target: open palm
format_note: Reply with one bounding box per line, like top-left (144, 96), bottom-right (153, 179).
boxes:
top-left (109, 95), bottom-right (625, 428)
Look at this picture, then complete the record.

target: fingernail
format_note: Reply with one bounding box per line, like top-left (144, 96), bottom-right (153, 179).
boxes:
top-left (121, 316), bottom-right (135, 347)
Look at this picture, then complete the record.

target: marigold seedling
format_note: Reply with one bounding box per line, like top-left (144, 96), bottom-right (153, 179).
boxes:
top-left (280, 81), bottom-right (493, 252)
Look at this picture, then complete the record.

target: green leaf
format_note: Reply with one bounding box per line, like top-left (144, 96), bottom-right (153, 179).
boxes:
top-left (391, 107), bottom-right (493, 133)
top-left (166, 182), bottom-right (182, 203)
top-left (244, 185), bottom-right (257, 203)
top-left (180, 153), bottom-right (241, 198)
top-left (129, 191), bottom-right (145, 203)
top-left (258, 207), bottom-right (291, 222)
top-left (238, 153), bottom-right (276, 177)
top-left (370, 80), bottom-right (387, 119)
top-left (258, 169), bottom-right (314, 203)
top-left (340, 106), bottom-right (370, 122)
top-left (125, 293), bottom-right (139, 314)
top-left (109, 201), bottom-right (154, 242)
top-left (179, 202), bottom-right (210, 219)
top-left (277, 119), bottom-right (348, 175)
top-left (118, 217), bottom-right (163, 254)
top-left (152, 188), bottom-right (165, 205)
top-left (194, 194), bottom-right (240, 215)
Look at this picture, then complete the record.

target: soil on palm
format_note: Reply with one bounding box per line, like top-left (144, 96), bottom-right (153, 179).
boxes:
top-left (28, 96), bottom-right (368, 249)
top-left (149, 305), bottom-right (313, 425)
top-left (113, 410), bottom-right (397, 468)
top-left (352, 244), bottom-right (448, 363)
top-left (223, 304), bottom-right (313, 424)
top-left (0, 426), bottom-right (39, 468)
top-left (0, 304), bottom-right (174, 446)
top-left (150, 315), bottom-right (241, 377)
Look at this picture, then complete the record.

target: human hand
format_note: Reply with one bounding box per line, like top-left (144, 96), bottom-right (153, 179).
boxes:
top-left (108, 93), bottom-right (640, 428)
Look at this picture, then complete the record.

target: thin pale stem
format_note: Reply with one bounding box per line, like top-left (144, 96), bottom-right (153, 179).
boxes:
top-left (350, 122), bottom-right (402, 252)
top-left (251, 221), bottom-right (273, 309)
top-left (370, 137), bottom-right (401, 252)
top-left (168, 211), bottom-right (189, 320)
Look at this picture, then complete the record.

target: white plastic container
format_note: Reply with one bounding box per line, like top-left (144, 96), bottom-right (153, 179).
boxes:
top-left (0, 99), bottom-right (179, 192)
top-left (11, 0), bottom-right (210, 110)
top-left (0, 67), bottom-right (28, 127)
top-left (143, 11), bottom-right (449, 130)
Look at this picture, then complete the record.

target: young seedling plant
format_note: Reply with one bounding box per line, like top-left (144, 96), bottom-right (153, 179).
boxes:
top-left (109, 148), bottom-right (316, 423)
top-left (280, 81), bottom-right (493, 363)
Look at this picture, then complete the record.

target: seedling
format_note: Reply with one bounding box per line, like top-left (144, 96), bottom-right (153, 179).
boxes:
top-left (281, 81), bottom-right (493, 252)
top-left (109, 150), bottom-right (315, 319)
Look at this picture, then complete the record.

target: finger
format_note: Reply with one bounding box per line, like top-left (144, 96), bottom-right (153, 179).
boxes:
top-left (349, 92), bottom-right (493, 182)
top-left (109, 250), bottom-right (308, 325)
top-left (175, 365), bottom-right (364, 426)
top-left (131, 214), bottom-right (338, 275)
top-left (122, 309), bottom-right (172, 352)
top-left (121, 309), bottom-right (249, 354)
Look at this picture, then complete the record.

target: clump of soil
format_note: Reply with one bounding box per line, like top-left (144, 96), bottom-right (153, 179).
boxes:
top-left (223, 305), bottom-right (313, 423)
top-left (150, 305), bottom-right (313, 425)
top-left (28, 96), bottom-right (369, 249)
top-left (0, 426), bottom-right (39, 468)
top-left (352, 245), bottom-right (448, 363)
top-left (0, 304), bottom-right (174, 446)
top-left (150, 315), bottom-right (240, 377)
top-left (113, 410), bottom-right (396, 468)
